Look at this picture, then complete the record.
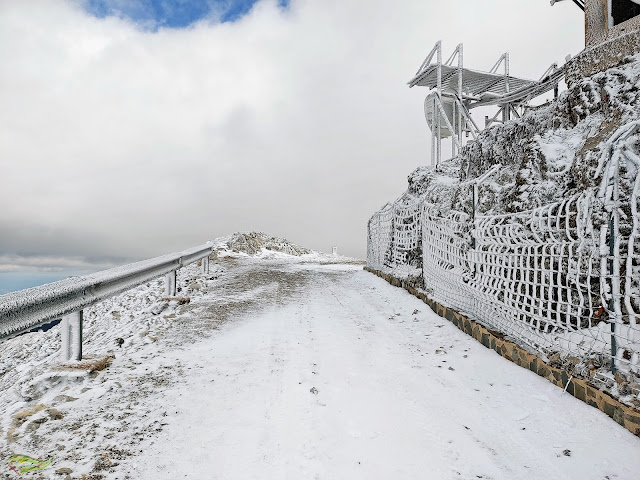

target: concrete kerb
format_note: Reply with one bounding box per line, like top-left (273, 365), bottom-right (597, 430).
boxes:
top-left (364, 266), bottom-right (640, 437)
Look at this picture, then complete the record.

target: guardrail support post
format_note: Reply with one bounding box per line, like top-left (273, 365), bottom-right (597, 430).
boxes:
top-left (165, 270), bottom-right (177, 297)
top-left (61, 310), bottom-right (83, 361)
top-left (201, 256), bottom-right (210, 274)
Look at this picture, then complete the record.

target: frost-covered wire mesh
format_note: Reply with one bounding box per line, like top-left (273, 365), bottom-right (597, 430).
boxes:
top-left (367, 124), bottom-right (640, 375)
top-left (368, 200), bottom-right (422, 278)
top-left (367, 203), bottom-right (393, 272)
top-left (467, 194), bottom-right (607, 358)
top-left (389, 200), bottom-right (422, 272)
top-left (421, 204), bottom-right (476, 315)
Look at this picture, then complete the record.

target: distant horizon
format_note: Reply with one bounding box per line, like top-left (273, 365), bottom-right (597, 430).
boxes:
top-left (0, 270), bottom-right (96, 296)
top-left (0, 0), bottom-right (584, 270)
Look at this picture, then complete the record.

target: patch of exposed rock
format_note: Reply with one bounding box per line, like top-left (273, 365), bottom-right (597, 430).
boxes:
top-left (221, 232), bottom-right (312, 256)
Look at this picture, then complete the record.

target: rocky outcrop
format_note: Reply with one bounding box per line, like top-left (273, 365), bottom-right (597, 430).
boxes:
top-left (402, 53), bottom-right (640, 217)
top-left (220, 232), bottom-right (312, 256)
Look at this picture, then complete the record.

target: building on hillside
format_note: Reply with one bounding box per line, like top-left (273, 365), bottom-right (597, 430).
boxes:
top-left (584, 0), bottom-right (640, 46)
top-left (561, 0), bottom-right (640, 83)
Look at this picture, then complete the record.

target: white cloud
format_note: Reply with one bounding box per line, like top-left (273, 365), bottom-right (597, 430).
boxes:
top-left (0, 0), bottom-right (584, 264)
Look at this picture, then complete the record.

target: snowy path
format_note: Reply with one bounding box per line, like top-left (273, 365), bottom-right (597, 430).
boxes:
top-left (121, 261), bottom-right (640, 480)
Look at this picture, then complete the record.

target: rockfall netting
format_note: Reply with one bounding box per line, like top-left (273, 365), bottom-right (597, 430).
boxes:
top-left (367, 122), bottom-right (640, 402)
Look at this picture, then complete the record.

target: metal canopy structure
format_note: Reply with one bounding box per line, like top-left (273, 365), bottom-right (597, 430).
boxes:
top-left (408, 64), bottom-right (535, 102)
top-left (409, 41), bottom-right (563, 167)
top-left (550, 0), bottom-right (585, 11)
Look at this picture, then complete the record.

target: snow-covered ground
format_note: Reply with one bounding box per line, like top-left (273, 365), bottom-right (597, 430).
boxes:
top-left (1, 250), bottom-right (639, 479)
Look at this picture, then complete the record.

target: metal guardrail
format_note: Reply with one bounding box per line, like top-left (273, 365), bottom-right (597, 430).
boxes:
top-left (0, 242), bottom-right (214, 360)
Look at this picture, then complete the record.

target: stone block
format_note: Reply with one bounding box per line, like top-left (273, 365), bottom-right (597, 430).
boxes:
top-left (625, 412), bottom-right (640, 426)
top-left (472, 325), bottom-right (480, 340)
top-left (613, 405), bottom-right (626, 426)
top-left (537, 364), bottom-right (549, 378)
top-left (574, 382), bottom-right (586, 402)
top-left (604, 401), bottom-right (615, 419)
top-left (500, 344), bottom-right (512, 361)
top-left (464, 320), bottom-right (473, 336)
top-left (566, 379), bottom-right (575, 396)
top-left (519, 353), bottom-right (530, 369)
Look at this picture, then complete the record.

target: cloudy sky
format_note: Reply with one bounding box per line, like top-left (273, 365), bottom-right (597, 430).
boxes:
top-left (0, 0), bottom-right (584, 274)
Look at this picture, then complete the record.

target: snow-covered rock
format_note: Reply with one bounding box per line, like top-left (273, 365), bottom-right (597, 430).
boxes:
top-left (402, 53), bottom-right (640, 216)
top-left (216, 232), bottom-right (312, 257)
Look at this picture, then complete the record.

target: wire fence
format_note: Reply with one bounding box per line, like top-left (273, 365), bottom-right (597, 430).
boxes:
top-left (367, 124), bottom-right (640, 380)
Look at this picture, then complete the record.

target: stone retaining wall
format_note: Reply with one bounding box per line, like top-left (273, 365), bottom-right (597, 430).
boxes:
top-left (364, 266), bottom-right (640, 437)
top-left (566, 29), bottom-right (640, 87)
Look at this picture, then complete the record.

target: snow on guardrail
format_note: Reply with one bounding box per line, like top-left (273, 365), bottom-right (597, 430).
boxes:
top-left (0, 242), bottom-right (215, 356)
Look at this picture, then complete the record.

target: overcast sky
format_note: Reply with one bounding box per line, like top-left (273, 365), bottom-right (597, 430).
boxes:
top-left (0, 0), bottom-right (584, 272)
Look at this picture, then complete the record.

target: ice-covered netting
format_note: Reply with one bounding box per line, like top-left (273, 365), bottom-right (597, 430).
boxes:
top-left (367, 203), bottom-right (393, 272)
top-left (367, 124), bottom-right (640, 376)
top-left (468, 194), bottom-right (608, 357)
top-left (421, 205), bottom-right (475, 314)
top-left (368, 200), bottom-right (422, 279)
top-left (390, 200), bottom-right (422, 270)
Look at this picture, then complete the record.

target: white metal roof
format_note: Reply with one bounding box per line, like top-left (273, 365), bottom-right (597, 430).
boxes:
top-left (407, 64), bottom-right (536, 100)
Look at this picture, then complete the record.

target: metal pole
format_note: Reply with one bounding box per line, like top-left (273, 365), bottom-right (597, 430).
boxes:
top-left (436, 41), bottom-right (442, 103)
top-left (61, 310), bottom-right (83, 361)
top-left (472, 183), bottom-right (478, 276)
top-left (61, 315), bottom-right (71, 361)
top-left (431, 98), bottom-right (436, 167)
top-left (609, 213), bottom-right (617, 374)
top-left (437, 107), bottom-right (441, 168)
top-left (458, 43), bottom-right (464, 156)
top-left (436, 41), bottom-right (442, 168)
top-left (504, 53), bottom-right (511, 122)
top-left (472, 183), bottom-right (478, 245)
top-left (609, 147), bottom-right (621, 374)
top-left (201, 256), bottom-right (210, 274)
top-left (452, 102), bottom-right (456, 159)
top-left (165, 270), bottom-right (177, 297)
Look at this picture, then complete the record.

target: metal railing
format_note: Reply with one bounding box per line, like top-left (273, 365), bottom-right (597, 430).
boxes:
top-left (0, 242), bottom-right (214, 361)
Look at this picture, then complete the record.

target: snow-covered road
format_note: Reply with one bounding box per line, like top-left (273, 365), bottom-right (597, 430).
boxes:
top-left (1, 253), bottom-right (639, 479)
top-left (121, 260), bottom-right (639, 480)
